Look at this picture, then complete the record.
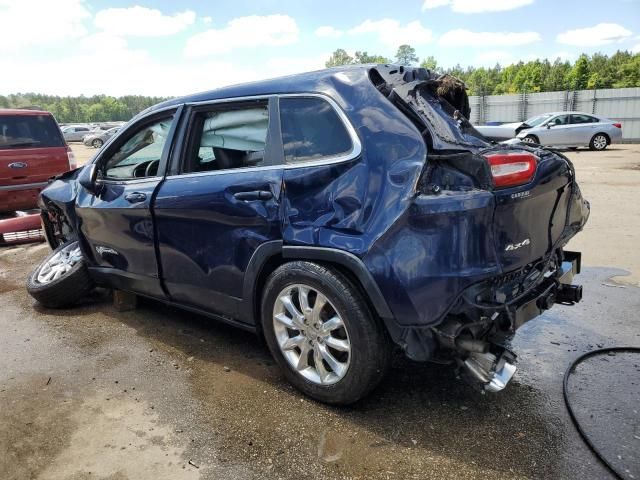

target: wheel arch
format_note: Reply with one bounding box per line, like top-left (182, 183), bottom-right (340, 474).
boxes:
top-left (240, 243), bottom-right (394, 333)
top-left (592, 132), bottom-right (610, 144)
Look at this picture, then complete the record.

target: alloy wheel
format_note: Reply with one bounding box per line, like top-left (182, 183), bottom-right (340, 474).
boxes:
top-left (593, 135), bottom-right (607, 150)
top-left (35, 242), bottom-right (82, 284)
top-left (273, 284), bottom-right (351, 385)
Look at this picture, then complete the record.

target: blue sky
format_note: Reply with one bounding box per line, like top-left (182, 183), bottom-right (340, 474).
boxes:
top-left (1, 0), bottom-right (639, 96)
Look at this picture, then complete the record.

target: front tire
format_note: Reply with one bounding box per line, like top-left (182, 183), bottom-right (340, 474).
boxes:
top-left (26, 240), bottom-right (94, 308)
top-left (261, 261), bottom-right (391, 405)
top-left (92, 138), bottom-right (104, 148)
top-left (589, 133), bottom-right (608, 151)
top-left (522, 134), bottom-right (539, 145)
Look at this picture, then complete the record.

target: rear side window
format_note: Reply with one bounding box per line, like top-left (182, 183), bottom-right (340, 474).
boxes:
top-left (571, 114), bottom-right (598, 124)
top-left (0, 114), bottom-right (64, 149)
top-left (279, 97), bottom-right (353, 164)
top-left (183, 101), bottom-right (269, 173)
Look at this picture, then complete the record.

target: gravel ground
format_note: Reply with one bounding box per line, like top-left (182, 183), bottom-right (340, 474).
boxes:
top-left (0, 145), bottom-right (638, 480)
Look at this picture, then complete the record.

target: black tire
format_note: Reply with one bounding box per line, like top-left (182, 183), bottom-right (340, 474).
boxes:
top-left (589, 133), bottom-right (609, 151)
top-left (261, 261), bottom-right (391, 405)
top-left (92, 138), bottom-right (104, 148)
top-left (522, 134), bottom-right (539, 145)
top-left (26, 240), bottom-right (94, 308)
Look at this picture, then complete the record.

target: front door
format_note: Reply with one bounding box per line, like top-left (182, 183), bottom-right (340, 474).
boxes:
top-left (154, 98), bottom-right (283, 323)
top-left (541, 114), bottom-right (571, 145)
top-left (76, 108), bottom-right (181, 298)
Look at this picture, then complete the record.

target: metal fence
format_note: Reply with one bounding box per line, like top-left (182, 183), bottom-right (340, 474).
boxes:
top-left (469, 87), bottom-right (640, 142)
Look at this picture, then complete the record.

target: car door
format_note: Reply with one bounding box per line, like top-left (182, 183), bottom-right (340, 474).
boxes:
top-left (540, 114), bottom-right (571, 145)
top-left (153, 97), bottom-right (283, 324)
top-left (75, 106), bottom-right (182, 298)
top-left (570, 114), bottom-right (598, 145)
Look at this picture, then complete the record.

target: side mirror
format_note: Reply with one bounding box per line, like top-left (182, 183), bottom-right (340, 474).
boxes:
top-left (78, 163), bottom-right (102, 195)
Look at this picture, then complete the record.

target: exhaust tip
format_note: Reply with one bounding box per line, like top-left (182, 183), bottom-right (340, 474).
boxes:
top-left (485, 361), bottom-right (517, 392)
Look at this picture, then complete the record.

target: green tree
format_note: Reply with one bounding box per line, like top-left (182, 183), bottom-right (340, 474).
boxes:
top-left (568, 55), bottom-right (590, 90)
top-left (395, 44), bottom-right (418, 66)
top-left (325, 49), bottom-right (354, 67)
top-left (353, 51), bottom-right (390, 64)
top-left (420, 55), bottom-right (440, 72)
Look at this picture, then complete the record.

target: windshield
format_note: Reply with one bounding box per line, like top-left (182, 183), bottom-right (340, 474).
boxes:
top-left (524, 114), bottom-right (553, 127)
top-left (0, 114), bottom-right (65, 149)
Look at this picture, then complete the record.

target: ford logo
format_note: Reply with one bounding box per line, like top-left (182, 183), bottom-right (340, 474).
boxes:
top-left (8, 162), bottom-right (28, 169)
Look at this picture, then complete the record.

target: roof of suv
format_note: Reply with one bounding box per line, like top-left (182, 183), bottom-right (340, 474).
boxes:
top-left (146, 65), bottom-right (377, 115)
top-left (0, 108), bottom-right (52, 116)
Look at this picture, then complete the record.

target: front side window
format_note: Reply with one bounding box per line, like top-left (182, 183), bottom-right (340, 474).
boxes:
top-left (548, 115), bottom-right (569, 126)
top-left (101, 116), bottom-right (173, 180)
top-left (183, 102), bottom-right (269, 173)
top-left (279, 97), bottom-right (353, 164)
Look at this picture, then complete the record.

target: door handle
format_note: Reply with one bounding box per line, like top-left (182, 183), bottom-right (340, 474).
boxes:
top-left (125, 192), bottom-right (147, 203)
top-left (233, 190), bottom-right (273, 201)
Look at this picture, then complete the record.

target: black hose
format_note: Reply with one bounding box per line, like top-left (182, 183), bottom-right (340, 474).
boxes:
top-left (563, 347), bottom-right (640, 479)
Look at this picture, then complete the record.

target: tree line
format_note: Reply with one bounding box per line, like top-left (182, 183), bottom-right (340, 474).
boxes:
top-left (2, 48), bottom-right (638, 122)
top-left (0, 93), bottom-right (167, 123)
top-left (326, 46), bottom-right (640, 96)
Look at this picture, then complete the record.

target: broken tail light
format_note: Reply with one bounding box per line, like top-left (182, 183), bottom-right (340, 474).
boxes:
top-left (613, 123), bottom-right (622, 129)
top-left (485, 152), bottom-right (537, 188)
top-left (66, 146), bottom-right (77, 170)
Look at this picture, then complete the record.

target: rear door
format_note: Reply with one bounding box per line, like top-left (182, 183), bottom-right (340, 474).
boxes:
top-left (75, 107), bottom-right (180, 298)
top-left (569, 114), bottom-right (598, 144)
top-left (0, 113), bottom-right (68, 211)
top-left (154, 97), bottom-right (283, 322)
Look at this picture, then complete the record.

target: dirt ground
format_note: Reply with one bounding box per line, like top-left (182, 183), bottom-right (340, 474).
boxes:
top-left (0, 144), bottom-right (638, 480)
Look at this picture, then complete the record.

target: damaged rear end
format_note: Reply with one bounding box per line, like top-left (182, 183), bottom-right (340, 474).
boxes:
top-left (369, 66), bottom-right (590, 391)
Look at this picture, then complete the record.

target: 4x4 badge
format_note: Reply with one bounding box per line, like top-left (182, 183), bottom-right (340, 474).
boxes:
top-left (505, 239), bottom-right (530, 251)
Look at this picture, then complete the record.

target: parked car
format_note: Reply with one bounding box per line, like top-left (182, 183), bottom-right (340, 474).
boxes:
top-left (476, 112), bottom-right (622, 150)
top-left (1, 109), bottom-right (76, 212)
top-left (83, 127), bottom-right (120, 148)
top-left (27, 65), bottom-right (589, 404)
top-left (62, 125), bottom-right (92, 142)
top-left (516, 112), bottom-right (622, 150)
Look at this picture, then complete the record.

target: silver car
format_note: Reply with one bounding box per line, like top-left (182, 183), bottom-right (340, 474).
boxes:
top-left (61, 125), bottom-right (92, 142)
top-left (82, 127), bottom-right (120, 148)
top-left (516, 112), bottom-right (622, 150)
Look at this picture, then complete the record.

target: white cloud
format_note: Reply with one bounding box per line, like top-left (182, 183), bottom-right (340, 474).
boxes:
top-left (422, 0), bottom-right (534, 13)
top-left (349, 19), bottom-right (433, 47)
top-left (185, 15), bottom-right (299, 57)
top-left (550, 51), bottom-right (575, 62)
top-left (203, 16), bottom-right (212, 24)
top-left (474, 50), bottom-right (539, 66)
top-left (556, 23), bottom-right (633, 47)
top-left (315, 26), bottom-right (343, 38)
top-left (0, 0), bottom-right (89, 52)
top-left (632, 43), bottom-right (640, 53)
top-left (474, 50), bottom-right (516, 66)
top-left (95, 6), bottom-right (195, 37)
top-left (439, 29), bottom-right (540, 47)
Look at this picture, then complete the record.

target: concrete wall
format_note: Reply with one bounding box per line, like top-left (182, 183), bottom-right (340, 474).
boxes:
top-left (469, 87), bottom-right (640, 141)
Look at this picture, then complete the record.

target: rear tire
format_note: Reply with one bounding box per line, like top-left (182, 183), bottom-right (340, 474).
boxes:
top-left (522, 135), bottom-right (539, 145)
top-left (261, 261), bottom-right (391, 405)
top-left (26, 240), bottom-right (94, 308)
top-left (92, 138), bottom-right (104, 148)
top-left (589, 133), bottom-right (608, 151)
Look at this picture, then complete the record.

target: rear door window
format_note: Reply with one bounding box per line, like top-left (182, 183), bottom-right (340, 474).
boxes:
top-left (183, 101), bottom-right (269, 173)
top-left (0, 114), bottom-right (64, 149)
top-left (279, 97), bottom-right (353, 164)
top-left (571, 114), bottom-right (598, 124)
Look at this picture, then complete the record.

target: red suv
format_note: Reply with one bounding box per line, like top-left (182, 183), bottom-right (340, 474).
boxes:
top-left (0, 109), bottom-right (76, 213)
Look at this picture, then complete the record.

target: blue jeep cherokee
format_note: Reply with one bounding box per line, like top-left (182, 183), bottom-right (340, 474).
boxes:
top-left (27, 65), bottom-right (589, 404)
